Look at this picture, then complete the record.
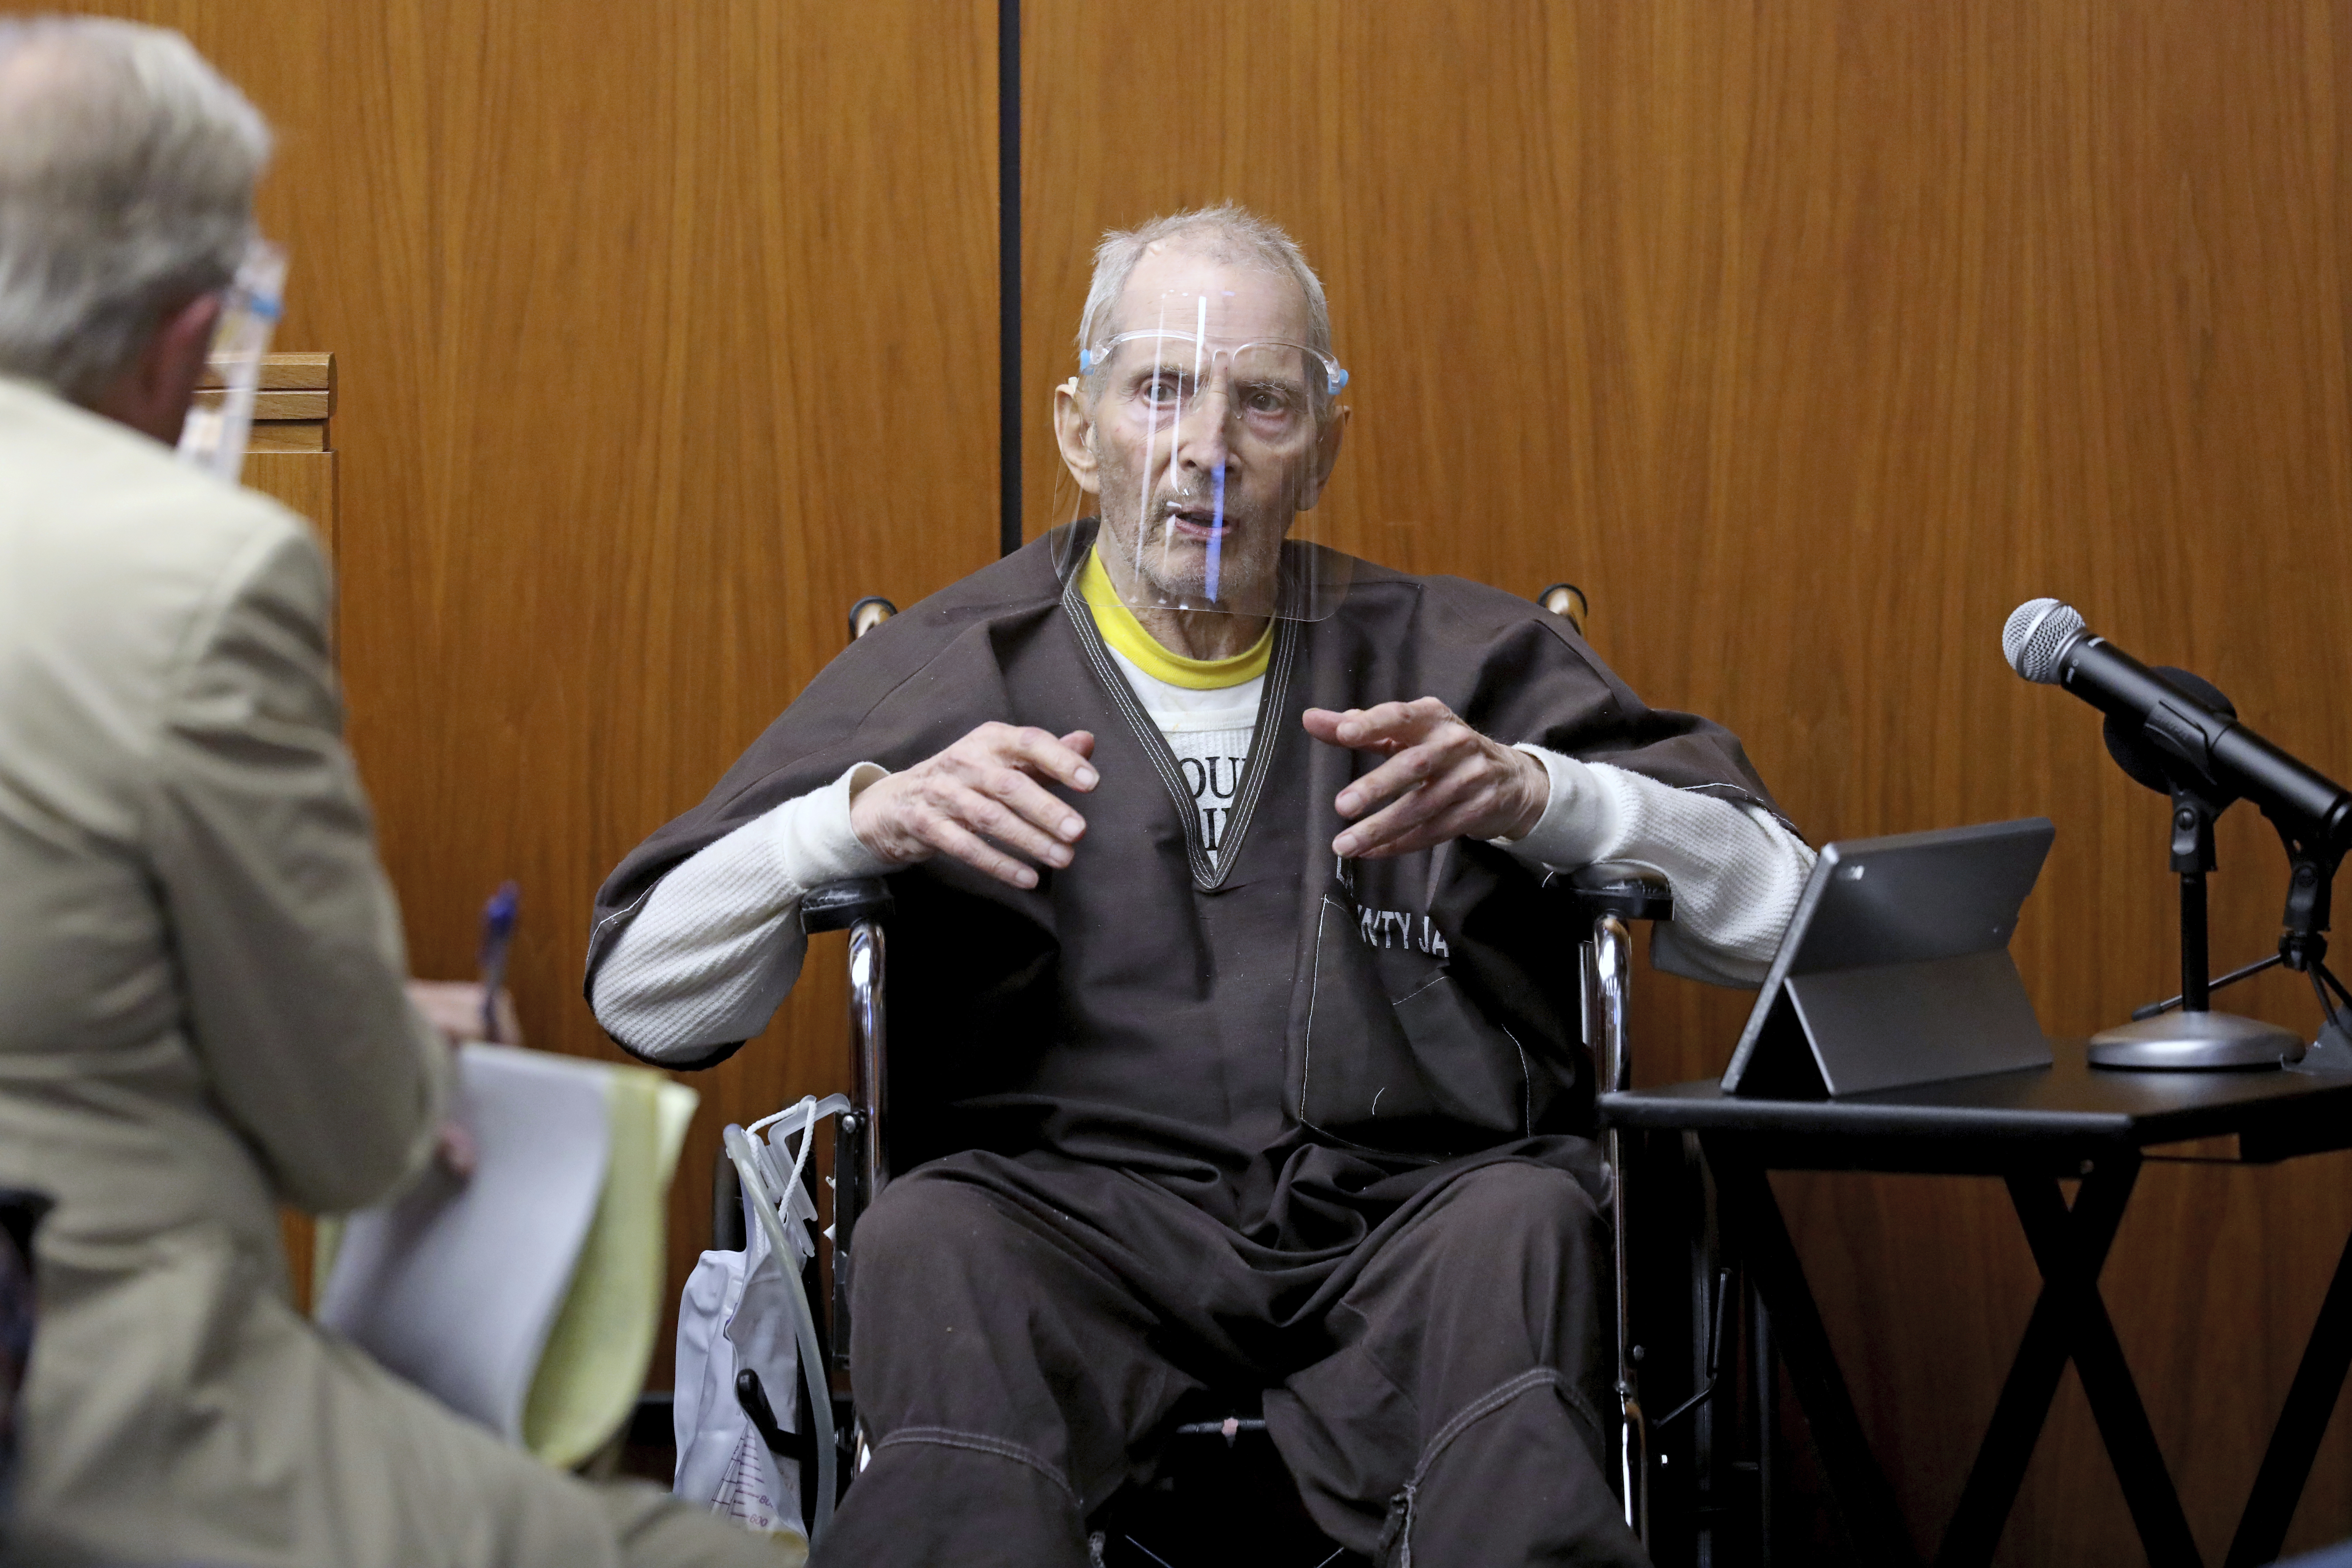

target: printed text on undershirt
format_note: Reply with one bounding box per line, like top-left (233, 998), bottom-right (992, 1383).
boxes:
top-left (1080, 550), bottom-right (1271, 867)
top-left (1159, 713), bottom-right (1260, 859)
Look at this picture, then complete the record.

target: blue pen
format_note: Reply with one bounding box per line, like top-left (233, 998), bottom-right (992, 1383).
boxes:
top-left (477, 881), bottom-right (520, 1043)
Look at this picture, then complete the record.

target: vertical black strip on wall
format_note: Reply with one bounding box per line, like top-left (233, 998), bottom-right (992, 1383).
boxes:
top-left (997, 0), bottom-right (1022, 556)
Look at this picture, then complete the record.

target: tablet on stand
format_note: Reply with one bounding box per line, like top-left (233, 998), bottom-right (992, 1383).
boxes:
top-left (1720, 818), bottom-right (2057, 1098)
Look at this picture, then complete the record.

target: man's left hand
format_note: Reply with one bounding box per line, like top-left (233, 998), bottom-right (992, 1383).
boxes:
top-left (1304, 698), bottom-right (1549, 859)
top-left (404, 979), bottom-right (518, 1179)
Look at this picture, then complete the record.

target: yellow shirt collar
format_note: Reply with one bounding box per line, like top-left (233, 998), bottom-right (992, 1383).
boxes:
top-left (1079, 548), bottom-right (1272, 691)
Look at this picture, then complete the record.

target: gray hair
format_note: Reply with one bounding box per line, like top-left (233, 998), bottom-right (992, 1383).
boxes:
top-left (0, 17), bottom-right (271, 403)
top-left (1076, 202), bottom-right (1333, 365)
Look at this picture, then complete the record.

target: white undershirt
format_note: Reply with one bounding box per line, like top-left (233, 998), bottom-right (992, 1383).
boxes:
top-left (590, 662), bottom-right (1816, 1062)
top-left (1103, 644), bottom-right (1262, 866)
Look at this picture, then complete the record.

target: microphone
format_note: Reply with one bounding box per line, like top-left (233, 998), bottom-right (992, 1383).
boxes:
top-left (2003, 598), bottom-right (2352, 852)
top-left (2102, 666), bottom-right (2237, 803)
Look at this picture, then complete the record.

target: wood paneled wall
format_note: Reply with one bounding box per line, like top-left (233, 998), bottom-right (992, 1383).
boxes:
top-left (55, 0), bottom-right (1002, 1382)
top-left (1023, 4), bottom-right (2352, 1562)
top-left (50, 2), bottom-right (2352, 1560)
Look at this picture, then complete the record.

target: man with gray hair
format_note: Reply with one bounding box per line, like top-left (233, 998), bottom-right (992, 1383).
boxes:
top-left (0, 19), bottom-right (782, 1567)
top-left (591, 204), bottom-right (1815, 1564)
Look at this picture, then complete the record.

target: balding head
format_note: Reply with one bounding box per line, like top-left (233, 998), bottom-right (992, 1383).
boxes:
top-left (0, 18), bottom-right (270, 404)
top-left (1077, 203), bottom-right (1333, 367)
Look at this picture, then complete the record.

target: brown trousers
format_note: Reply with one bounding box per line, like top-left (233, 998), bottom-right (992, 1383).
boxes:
top-left (813, 1148), bottom-right (1649, 1567)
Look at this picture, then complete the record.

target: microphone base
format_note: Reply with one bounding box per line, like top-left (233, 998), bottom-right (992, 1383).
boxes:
top-left (2088, 1010), bottom-right (2306, 1070)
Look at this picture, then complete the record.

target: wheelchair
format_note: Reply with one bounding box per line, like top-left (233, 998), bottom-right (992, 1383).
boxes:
top-left (715, 585), bottom-right (1763, 1567)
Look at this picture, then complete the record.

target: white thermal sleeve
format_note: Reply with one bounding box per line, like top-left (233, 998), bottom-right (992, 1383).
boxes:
top-left (1493, 746), bottom-right (1816, 988)
top-left (592, 763), bottom-right (891, 1061)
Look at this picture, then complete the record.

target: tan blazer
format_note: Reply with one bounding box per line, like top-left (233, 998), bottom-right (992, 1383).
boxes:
top-left (0, 377), bottom-right (766, 1568)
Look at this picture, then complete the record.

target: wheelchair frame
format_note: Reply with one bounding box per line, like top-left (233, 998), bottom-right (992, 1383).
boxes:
top-left (797, 863), bottom-right (1680, 1547)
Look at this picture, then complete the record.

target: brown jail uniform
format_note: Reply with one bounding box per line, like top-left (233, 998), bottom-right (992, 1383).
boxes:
top-left (589, 520), bottom-right (1796, 1565)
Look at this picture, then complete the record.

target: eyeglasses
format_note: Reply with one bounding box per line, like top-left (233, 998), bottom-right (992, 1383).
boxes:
top-left (1078, 331), bottom-right (1349, 446)
top-left (1081, 330), bottom-right (1349, 396)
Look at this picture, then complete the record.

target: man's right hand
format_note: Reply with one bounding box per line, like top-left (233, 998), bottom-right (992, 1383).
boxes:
top-left (850, 723), bottom-right (1097, 890)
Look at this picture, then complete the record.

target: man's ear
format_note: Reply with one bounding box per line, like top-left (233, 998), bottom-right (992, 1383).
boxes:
top-left (90, 292), bottom-right (221, 445)
top-left (1052, 376), bottom-right (1102, 497)
top-left (1300, 402), bottom-right (1350, 510)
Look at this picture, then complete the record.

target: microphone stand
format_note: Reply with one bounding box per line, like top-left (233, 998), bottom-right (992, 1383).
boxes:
top-left (2088, 781), bottom-right (2308, 1069)
top-left (2273, 823), bottom-right (2352, 1045)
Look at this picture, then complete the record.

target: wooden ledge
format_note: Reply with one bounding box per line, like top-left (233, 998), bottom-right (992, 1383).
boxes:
top-left (195, 349), bottom-right (334, 396)
top-left (195, 351), bottom-right (336, 451)
top-left (191, 387), bottom-right (331, 420)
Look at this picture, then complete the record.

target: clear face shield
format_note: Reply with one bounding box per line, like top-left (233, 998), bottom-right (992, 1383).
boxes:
top-left (1055, 288), bottom-right (1351, 621)
top-left (175, 238), bottom-right (287, 483)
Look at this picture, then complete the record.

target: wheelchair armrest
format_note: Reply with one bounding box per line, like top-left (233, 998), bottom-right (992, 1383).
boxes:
top-left (1544, 861), bottom-right (1673, 924)
top-left (800, 877), bottom-right (893, 934)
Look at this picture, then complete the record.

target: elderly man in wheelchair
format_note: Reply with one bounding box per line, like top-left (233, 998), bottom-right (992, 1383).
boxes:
top-left (588, 204), bottom-right (1812, 1567)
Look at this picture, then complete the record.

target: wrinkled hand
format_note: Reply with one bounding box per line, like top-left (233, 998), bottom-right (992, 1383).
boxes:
top-left (1304, 698), bottom-right (1548, 860)
top-left (850, 723), bottom-right (1098, 890)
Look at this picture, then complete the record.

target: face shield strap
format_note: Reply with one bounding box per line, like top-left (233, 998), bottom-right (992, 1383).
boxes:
top-left (1207, 462), bottom-right (1225, 603)
top-left (1129, 297), bottom-right (1189, 617)
top-left (176, 238), bottom-right (287, 483)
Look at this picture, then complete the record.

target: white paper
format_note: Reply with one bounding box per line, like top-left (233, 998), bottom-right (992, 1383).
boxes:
top-left (318, 1043), bottom-right (611, 1441)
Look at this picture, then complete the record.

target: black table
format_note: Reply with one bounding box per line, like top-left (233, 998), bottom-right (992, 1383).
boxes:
top-left (1601, 1047), bottom-right (2352, 1568)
